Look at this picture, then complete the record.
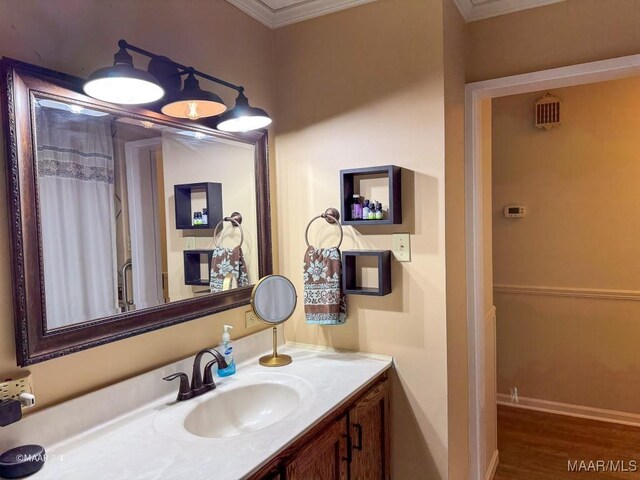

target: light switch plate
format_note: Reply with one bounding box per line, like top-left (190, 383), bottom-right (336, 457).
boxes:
top-left (184, 237), bottom-right (196, 250)
top-left (392, 233), bottom-right (411, 262)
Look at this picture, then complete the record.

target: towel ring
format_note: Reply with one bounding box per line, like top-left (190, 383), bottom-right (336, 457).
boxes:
top-left (305, 208), bottom-right (343, 249)
top-left (214, 211), bottom-right (244, 248)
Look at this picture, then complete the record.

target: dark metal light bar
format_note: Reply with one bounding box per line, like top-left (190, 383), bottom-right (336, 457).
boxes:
top-left (117, 39), bottom-right (244, 94)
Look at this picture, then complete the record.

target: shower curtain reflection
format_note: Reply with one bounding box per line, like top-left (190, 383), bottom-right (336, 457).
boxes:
top-left (36, 106), bottom-right (118, 329)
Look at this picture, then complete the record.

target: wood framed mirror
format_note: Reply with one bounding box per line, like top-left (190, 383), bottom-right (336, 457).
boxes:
top-left (1, 58), bottom-right (272, 366)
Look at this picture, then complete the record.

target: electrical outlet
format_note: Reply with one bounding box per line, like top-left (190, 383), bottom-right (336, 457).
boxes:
top-left (1, 372), bottom-right (34, 408)
top-left (184, 237), bottom-right (196, 250)
top-left (245, 310), bottom-right (260, 329)
top-left (392, 233), bottom-right (411, 262)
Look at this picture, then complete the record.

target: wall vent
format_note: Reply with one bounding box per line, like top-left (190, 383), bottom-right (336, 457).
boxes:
top-left (535, 93), bottom-right (561, 130)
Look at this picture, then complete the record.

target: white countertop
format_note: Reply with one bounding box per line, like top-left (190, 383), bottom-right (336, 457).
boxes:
top-left (27, 345), bottom-right (391, 480)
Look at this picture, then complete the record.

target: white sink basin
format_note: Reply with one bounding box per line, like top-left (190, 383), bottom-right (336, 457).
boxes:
top-left (153, 372), bottom-right (313, 441)
top-left (183, 383), bottom-right (300, 438)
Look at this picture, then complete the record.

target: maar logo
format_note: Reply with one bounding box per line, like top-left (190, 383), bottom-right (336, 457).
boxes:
top-left (568, 460), bottom-right (638, 472)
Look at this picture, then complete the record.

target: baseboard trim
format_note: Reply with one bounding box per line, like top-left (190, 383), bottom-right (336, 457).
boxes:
top-left (494, 284), bottom-right (640, 302)
top-left (485, 449), bottom-right (499, 480)
top-left (497, 394), bottom-right (640, 427)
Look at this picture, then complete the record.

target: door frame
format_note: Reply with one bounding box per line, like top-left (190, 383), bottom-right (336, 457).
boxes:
top-left (465, 53), bottom-right (640, 480)
top-left (124, 137), bottom-right (164, 310)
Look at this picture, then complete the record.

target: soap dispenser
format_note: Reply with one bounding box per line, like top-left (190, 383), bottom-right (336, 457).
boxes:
top-left (217, 325), bottom-right (236, 377)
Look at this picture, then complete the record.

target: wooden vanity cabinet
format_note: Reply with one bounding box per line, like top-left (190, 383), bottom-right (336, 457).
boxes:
top-left (285, 416), bottom-right (349, 480)
top-left (250, 373), bottom-right (390, 480)
top-left (348, 379), bottom-right (390, 479)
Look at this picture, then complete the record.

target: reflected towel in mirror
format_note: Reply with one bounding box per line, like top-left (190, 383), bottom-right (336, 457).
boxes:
top-left (209, 246), bottom-right (249, 292)
top-left (303, 246), bottom-right (347, 325)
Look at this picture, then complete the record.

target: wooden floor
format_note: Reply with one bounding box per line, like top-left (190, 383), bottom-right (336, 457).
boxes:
top-left (494, 405), bottom-right (640, 479)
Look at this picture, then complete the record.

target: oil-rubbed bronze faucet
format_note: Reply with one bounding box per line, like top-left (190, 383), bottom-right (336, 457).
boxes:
top-left (163, 349), bottom-right (229, 402)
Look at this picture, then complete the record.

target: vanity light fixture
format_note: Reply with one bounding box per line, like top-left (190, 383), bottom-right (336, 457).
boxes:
top-left (217, 90), bottom-right (272, 132)
top-left (83, 46), bottom-right (165, 105)
top-left (84, 39), bottom-right (271, 131)
top-left (161, 71), bottom-right (226, 120)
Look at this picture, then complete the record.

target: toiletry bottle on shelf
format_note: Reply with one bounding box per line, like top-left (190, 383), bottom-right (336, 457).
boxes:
top-left (192, 212), bottom-right (199, 226)
top-left (375, 202), bottom-right (383, 220)
top-left (218, 325), bottom-right (236, 377)
top-left (362, 199), bottom-right (370, 220)
top-left (351, 194), bottom-right (362, 220)
top-left (368, 201), bottom-right (376, 220)
top-left (202, 208), bottom-right (208, 226)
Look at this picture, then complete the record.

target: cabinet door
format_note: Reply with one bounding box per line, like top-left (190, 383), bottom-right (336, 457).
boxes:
top-left (285, 416), bottom-right (349, 480)
top-left (349, 379), bottom-right (390, 480)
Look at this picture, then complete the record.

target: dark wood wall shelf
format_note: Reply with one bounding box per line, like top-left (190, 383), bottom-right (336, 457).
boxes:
top-left (183, 250), bottom-right (214, 286)
top-left (340, 165), bottom-right (401, 226)
top-left (174, 182), bottom-right (223, 230)
top-left (342, 250), bottom-right (392, 296)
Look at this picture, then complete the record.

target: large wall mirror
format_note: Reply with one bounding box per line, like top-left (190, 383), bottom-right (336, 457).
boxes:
top-left (1, 59), bottom-right (272, 366)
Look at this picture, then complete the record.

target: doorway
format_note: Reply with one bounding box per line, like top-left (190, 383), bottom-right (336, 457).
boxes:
top-left (465, 54), bottom-right (640, 480)
top-left (124, 138), bottom-right (167, 310)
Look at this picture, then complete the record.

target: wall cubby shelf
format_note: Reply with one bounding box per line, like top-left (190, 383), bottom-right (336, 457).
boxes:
top-left (183, 250), bottom-right (214, 286)
top-left (342, 250), bottom-right (392, 296)
top-left (340, 165), bottom-right (402, 226)
top-left (174, 182), bottom-right (223, 230)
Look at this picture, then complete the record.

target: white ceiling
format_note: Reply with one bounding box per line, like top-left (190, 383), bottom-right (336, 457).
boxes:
top-left (226, 0), bottom-right (565, 28)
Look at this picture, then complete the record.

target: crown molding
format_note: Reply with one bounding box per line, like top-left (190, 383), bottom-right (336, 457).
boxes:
top-left (227, 0), bottom-right (565, 28)
top-left (226, 0), bottom-right (377, 29)
top-left (227, 0), bottom-right (275, 26)
top-left (452, 0), bottom-right (566, 22)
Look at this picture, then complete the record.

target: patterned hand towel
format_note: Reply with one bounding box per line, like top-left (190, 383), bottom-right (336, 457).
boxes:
top-left (304, 246), bottom-right (347, 325)
top-left (209, 246), bottom-right (249, 293)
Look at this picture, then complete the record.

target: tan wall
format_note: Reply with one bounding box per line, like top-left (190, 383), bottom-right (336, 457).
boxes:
top-left (467, 0), bottom-right (640, 82)
top-left (0, 0), bottom-right (273, 409)
top-left (274, 0), bottom-right (449, 477)
top-left (492, 77), bottom-right (640, 413)
top-left (443, 0), bottom-right (469, 478)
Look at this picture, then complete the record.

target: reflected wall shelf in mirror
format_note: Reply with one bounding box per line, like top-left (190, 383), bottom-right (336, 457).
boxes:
top-left (174, 182), bottom-right (222, 229)
top-left (0, 58), bottom-right (273, 366)
top-left (183, 250), bottom-right (215, 286)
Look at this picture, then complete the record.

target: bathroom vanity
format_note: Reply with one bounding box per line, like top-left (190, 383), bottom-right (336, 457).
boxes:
top-left (0, 330), bottom-right (392, 480)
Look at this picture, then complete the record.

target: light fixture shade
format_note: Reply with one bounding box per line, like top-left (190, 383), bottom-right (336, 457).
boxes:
top-left (217, 91), bottom-right (272, 132)
top-left (83, 47), bottom-right (165, 105)
top-left (161, 73), bottom-right (226, 120)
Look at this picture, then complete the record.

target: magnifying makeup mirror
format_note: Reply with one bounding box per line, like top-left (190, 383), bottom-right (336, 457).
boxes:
top-left (250, 275), bottom-right (297, 367)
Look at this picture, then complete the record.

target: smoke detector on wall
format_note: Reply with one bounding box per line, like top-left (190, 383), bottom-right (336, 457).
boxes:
top-left (535, 93), bottom-right (561, 130)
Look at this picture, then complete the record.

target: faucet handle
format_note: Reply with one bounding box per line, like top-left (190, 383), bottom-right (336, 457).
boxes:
top-left (203, 359), bottom-right (220, 390)
top-left (163, 372), bottom-right (193, 401)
